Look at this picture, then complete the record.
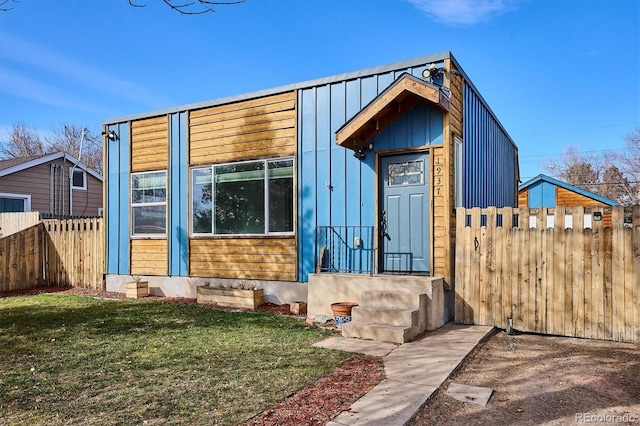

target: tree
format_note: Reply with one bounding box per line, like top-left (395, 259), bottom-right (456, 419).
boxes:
top-left (0, 123), bottom-right (103, 171)
top-left (0, 0), bottom-right (244, 14)
top-left (541, 134), bottom-right (640, 205)
top-left (0, 123), bottom-right (46, 158)
top-left (613, 127), bottom-right (640, 204)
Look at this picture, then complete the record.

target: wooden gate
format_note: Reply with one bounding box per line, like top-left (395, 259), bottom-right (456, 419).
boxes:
top-left (454, 206), bottom-right (639, 343)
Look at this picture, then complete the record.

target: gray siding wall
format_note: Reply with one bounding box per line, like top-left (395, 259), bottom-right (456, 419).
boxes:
top-left (0, 160), bottom-right (103, 216)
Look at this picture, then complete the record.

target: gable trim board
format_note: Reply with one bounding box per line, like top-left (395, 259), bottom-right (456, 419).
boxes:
top-left (0, 151), bottom-right (102, 181)
top-left (336, 73), bottom-right (450, 150)
top-left (103, 52), bottom-right (519, 301)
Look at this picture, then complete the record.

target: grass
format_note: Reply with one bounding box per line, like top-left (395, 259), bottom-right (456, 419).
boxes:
top-left (0, 294), bottom-right (352, 425)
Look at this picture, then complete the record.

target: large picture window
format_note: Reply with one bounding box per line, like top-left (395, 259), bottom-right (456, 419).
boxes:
top-left (191, 159), bottom-right (294, 236)
top-left (131, 170), bottom-right (167, 236)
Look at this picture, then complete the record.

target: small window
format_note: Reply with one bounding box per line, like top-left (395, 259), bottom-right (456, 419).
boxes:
top-left (388, 160), bottom-right (424, 186)
top-left (0, 193), bottom-right (31, 213)
top-left (191, 158), bottom-right (294, 236)
top-left (131, 171), bottom-right (167, 236)
top-left (71, 169), bottom-right (86, 190)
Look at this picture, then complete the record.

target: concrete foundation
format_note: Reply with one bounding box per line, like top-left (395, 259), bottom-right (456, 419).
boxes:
top-left (105, 275), bottom-right (307, 305)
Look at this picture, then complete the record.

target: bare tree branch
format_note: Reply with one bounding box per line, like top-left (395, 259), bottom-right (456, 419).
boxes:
top-left (130, 0), bottom-right (244, 15)
top-left (0, 0), bottom-right (19, 12)
top-left (4, 0), bottom-right (244, 14)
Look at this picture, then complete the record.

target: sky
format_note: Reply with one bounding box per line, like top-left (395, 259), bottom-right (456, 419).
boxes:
top-left (0, 0), bottom-right (638, 181)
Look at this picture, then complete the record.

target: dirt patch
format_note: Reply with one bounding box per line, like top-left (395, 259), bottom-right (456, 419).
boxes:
top-left (410, 331), bottom-right (640, 425)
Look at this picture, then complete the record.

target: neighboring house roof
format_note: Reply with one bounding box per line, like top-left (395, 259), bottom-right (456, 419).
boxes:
top-left (0, 151), bottom-right (103, 181)
top-left (519, 174), bottom-right (619, 206)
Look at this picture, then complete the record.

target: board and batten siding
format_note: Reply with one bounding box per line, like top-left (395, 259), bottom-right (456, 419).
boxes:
top-left (188, 91), bottom-right (297, 281)
top-left (130, 116), bottom-right (170, 276)
top-left (298, 63), bottom-right (445, 282)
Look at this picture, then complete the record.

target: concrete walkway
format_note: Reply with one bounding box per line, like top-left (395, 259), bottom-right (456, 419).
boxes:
top-left (313, 322), bottom-right (495, 426)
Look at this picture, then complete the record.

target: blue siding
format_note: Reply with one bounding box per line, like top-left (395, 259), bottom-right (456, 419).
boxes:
top-left (168, 112), bottom-right (188, 276)
top-left (463, 84), bottom-right (517, 208)
top-left (105, 122), bottom-right (130, 275)
top-left (297, 66), bottom-right (445, 282)
top-left (528, 181), bottom-right (556, 208)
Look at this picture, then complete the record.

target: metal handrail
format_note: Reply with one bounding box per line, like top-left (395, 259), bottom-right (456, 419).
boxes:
top-left (315, 226), bottom-right (375, 275)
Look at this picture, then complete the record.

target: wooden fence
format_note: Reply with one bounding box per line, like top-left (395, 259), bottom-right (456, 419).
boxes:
top-left (0, 212), bottom-right (41, 238)
top-left (0, 218), bottom-right (104, 292)
top-left (454, 206), bottom-right (639, 343)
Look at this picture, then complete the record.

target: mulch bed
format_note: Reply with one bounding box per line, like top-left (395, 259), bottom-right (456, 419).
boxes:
top-left (1, 286), bottom-right (385, 425)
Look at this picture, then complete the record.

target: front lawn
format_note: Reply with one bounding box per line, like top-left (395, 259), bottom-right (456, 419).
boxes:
top-left (0, 294), bottom-right (352, 425)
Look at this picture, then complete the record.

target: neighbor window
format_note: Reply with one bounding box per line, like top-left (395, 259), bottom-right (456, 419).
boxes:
top-left (131, 170), bottom-right (167, 236)
top-left (71, 168), bottom-right (86, 190)
top-left (191, 158), bottom-right (294, 236)
top-left (0, 193), bottom-right (31, 213)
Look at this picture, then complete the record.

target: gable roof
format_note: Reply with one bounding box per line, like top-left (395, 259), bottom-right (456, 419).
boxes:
top-left (519, 174), bottom-right (619, 206)
top-left (0, 152), bottom-right (103, 181)
top-left (336, 73), bottom-right (450, 150)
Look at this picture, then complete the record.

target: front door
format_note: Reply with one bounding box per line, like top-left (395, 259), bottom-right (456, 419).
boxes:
top-left (380, 152), bottom-right (430, 273)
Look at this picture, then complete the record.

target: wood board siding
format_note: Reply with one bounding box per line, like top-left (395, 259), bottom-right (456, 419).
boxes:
top-left (130, 116), bottom-right (169, 275)
top-left (518, 190), bottom-right (528, 207)
top-left (190, 238), bottom-right (297, 281)
top-left (431, 146), bottom-right (447, 279)
top-left (131, 116), bottom-right (169, 172)
top-left (556, 186), bottom-right (610, 207)
top-left (187, 91), bottom-right (297, 282)
top-left (131, 239), bottom-right (168, 275)
top-left (189, 91), bottom-right (297, 165)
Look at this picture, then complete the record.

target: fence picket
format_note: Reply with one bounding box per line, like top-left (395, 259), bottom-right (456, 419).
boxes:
top-left (0, 218), bottom-right (104, 292)
top-left (455, 206), bottom-right (638, 343)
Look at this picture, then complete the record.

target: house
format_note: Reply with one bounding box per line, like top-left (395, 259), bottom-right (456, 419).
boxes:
top-left (518, 174), bottom-right (618, 227)
top-left (103, 51), bottom-right (519, 341)
top-left (0, 152), bottom-right (103, 216)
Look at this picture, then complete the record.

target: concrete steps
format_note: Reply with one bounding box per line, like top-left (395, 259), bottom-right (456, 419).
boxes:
top-left (342, 290), bottom-right (428, 344)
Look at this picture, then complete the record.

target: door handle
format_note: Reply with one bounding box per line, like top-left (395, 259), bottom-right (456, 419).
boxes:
top-left (380, 210), bottom-right (391, 241)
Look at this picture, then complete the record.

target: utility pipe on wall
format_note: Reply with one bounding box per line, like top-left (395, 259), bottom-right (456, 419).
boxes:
top-left (68, 128), bottom-right (87, 217)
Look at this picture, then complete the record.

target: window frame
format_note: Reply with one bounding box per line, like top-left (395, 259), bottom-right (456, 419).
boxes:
top-left (70, 168), bottom-right (87, 190)
top-left (190, 158), bottom-right (295, 237)
top-left (130, 170), bottom-right (168, 238)
top-left (454, 136), bottom-right (464, 208)
top-left (0, 192), bottom-right (31, 212)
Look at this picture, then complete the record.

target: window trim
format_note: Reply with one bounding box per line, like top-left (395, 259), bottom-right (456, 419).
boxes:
top-left (130, 170), bottom-right (168, 238)
top-left (454, 136), bottom-right (464, 208)
top-left (0, 192), bottom-right (31, 212)
top-left (190, 158), bottom-right (295, 237)
top-left (70, 168), bottom-right (87, 190)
